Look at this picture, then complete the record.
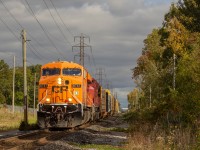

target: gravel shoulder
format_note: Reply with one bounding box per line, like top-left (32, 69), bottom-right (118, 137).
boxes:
top-left (37, 115), bottom-right (128, 150)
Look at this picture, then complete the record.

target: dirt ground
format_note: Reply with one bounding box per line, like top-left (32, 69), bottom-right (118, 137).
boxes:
top-left (37, 115), bottom-right (128, 150)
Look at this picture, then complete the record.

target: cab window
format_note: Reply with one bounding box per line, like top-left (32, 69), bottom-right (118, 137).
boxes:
top-left (42, 68), bottom-right (60, 76)
top-left (62, 68), bottom-right (81, 76)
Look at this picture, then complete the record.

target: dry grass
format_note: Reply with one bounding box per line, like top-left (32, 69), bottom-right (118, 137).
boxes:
top-left (0, 107), bottom-right (36, 131)
top-left (127, 123), bottom-right (197, 150)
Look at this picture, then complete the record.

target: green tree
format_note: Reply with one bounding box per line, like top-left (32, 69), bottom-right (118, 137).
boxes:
top-left (178, 0), bottom-right (200, 32)
top-left (15, 67), bottom-right (24, 106)
top-left (14, 65), bottom-right (41, 107)
top-left (27, 65), bottom-right (41, 108)
top-left (0, 59), bottom-right (41, 107)
top-left (0, 60), bottom-right (12, 104)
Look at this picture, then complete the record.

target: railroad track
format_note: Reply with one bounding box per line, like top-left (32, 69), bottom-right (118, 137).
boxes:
top-left (0, 123), bottom-right (91, 150)
top-left (0, 130), bottom-right (75, 150)
top-left (0, 130), bottom-right (57, 149)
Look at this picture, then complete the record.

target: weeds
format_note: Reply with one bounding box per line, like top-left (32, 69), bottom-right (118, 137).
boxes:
top-left (0, 107), bottom-right (37, 131)
top-left (127, 122), bottom-right (197, 150)
top-left (110, 127), bottom-right (128, 133)
top-left (76, 144), bottom-right (125, 150)
top-left (19, 121), bottom-right (39, 131)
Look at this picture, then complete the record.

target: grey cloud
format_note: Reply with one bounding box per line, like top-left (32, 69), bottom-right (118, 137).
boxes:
top-left (106, 0), bottom-right (145, 16)
top-left (0, 0), bottom-right (173, 108)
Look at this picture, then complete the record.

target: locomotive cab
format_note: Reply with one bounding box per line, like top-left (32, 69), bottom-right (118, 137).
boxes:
top-left (37, 61), bottom-right (92, 128)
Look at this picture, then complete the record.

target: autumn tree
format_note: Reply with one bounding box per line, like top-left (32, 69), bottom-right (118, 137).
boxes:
top-left (128, 1), bottom-right (200, 127)
top-left (177, 0), bottom-right (200, 32)
top-left (127, 88), bottom-right (140, 110)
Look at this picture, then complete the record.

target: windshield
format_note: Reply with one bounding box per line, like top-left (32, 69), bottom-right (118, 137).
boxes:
top-left (62, 68), bottom-right (81, 76)
top-left (42, 68), bottom-right (60, 76)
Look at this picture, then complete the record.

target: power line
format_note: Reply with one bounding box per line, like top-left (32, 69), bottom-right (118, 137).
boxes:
top-left (24, 0), bottom-right (66, 60)
top-left (0, 16), bottom-right (25, 66)
top-left (0, 16), bottom-right (20, 41)
top-left (0, 12), bottom-right (43, 61)
top-left (0, 51), bottom-right (35, 67)
top-left (20, 0), bottom-right (32, 15)
top-left (72, 33), bottom-right (92, 67)
top-left (89, 47), bottom-right (97, 76)
top-left (0, 0), bottom-right (76, 64)
top-left (91, 49), bottom-right (96, 68)
top-left (27, 42), bottom-right (44, 60)
top-left (95, 68), bottom-right (106, 87)
top-left (1, 0), bottom-right (74, 62)
top-left (0, 0), bottom-right (50, 62)
top-left (0, 0), bottom-right (22, 30)
top-left (27, 41), bottom-right (50, 60)
top-left (42, 0), bottom-right (72, 46)
top-left (49, 0), bottom-right (74, 37)
top-left (72, 33), bottom-right (96, 77)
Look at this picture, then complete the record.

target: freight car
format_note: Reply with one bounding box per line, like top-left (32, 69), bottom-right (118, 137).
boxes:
top-left (100, 89), bottom-right (111, 117)
top-left (37, 61), bottom-right (120, 128)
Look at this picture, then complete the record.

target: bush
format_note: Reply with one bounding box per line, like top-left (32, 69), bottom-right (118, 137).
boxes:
top-left (19, 121), bottom-right (39, 131)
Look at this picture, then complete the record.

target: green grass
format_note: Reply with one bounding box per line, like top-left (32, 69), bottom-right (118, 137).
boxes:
top-left (109, 127), bottom-right (128, 133)
top-left (0, 107), bottom-right (37, 131)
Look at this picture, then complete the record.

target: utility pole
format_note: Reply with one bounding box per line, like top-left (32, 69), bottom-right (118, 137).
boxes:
top-left (22, 29), bottom-right (28, 124)
top-left (12, 55), bottom-right (15, 114)
top-left (149, 84), bottom-right (152, 108)
top-left (33, 73), bottom-right (36, 118)
top-left (173, 53), bottom-right (176, 90)
top-left (115, 92), bottom-right (118, 99)
top-left (72, 33), bottom-right (91, 67)
top-left (136, 89), bottom-right (138, 109)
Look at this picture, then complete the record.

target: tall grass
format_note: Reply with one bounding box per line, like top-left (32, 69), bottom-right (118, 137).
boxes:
top-left (127, 123), bottom-right (198, 150)
top-left (0, 107), bottom-right (37, 131)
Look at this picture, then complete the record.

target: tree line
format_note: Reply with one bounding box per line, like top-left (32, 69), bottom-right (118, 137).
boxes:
top-left (0, 59), bottom-right (41, 108)
top-left (127, 0), bottom-right (200, 127)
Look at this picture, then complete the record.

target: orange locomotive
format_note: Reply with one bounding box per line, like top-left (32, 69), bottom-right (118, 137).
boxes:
top-left (37, 61), bottom-right (101, 128)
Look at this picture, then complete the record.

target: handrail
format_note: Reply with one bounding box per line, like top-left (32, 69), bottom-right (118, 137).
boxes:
top-left (39, 89), bottom-right (48, 104)
top-left (68, 90), bottom-right (84, 116)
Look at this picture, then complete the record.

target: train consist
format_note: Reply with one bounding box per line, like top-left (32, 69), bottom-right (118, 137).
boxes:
top-left (37, 61), bottom-right (120, 128)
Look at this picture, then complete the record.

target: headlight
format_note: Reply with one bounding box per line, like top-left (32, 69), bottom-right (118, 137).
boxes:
top-left (68, 98), bottom-right (72, 102)
top-left (46, 98), bottom-right (50, 103)
top-left (57, 78), bottom-right (62, 84)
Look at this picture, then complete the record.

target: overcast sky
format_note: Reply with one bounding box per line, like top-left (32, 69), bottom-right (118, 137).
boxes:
top-left (0, 0), bottom-right (177, 108)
